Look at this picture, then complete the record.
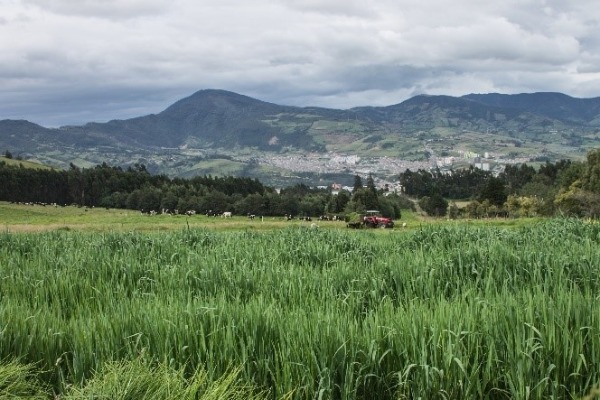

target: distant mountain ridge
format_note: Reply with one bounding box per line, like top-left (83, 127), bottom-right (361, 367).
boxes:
top-left (53, 89), bottom-right (354, 150)
top-left (3, 89), bottom-right (600, 149)
top-left (462, 92), bottom-right (600, 124)
top-left (1, 89), bottom-right (599, 183)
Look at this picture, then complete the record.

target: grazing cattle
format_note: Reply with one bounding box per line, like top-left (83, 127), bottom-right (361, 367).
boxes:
top-left (248, 214), bottom-right (256, 220)
top-left (185, 210), bottom-right (196, 216)
top-left (319, 215), bottom-right (342, 221)
top-left (222, 211), bottom-right (232, 218)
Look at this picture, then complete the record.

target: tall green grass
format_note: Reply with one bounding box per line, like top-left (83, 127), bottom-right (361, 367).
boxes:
top-left (0, 220), bottom-right (598, 398)
top-left (0, 360), bottom-right (47, 399)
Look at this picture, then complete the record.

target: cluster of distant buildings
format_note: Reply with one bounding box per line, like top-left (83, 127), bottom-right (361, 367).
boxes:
top-left (435, 150), bottom-right (502, 173)
top-left (310, 148), bottom-right (539, 193)
top-left (319, 182), bottom-right (404, 195)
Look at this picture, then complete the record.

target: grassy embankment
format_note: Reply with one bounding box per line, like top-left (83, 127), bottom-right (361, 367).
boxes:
top-left (0, 216), bottom-right (598, 398)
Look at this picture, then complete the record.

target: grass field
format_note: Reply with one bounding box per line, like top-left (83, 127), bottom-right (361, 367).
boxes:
top-left (0, 203), bottom-right (598, 399)
top-left (0, 202), bottom-right (348, 233)
top-left (0, 202), bottom-right (540, 233)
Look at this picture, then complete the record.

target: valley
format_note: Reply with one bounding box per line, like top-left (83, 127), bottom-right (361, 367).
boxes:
top-left (2, 90), bottom-right (599, 186)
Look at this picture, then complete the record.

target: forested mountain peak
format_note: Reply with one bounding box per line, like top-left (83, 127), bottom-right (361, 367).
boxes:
top-left (159, 89), bottom-right (287, 120)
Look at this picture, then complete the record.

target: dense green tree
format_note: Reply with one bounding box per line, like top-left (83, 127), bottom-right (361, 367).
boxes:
top-left (177, 195), bottom-right (200, 213)
top-left (377, 196), bottom-right (399, 219)
top-left (555, 188), bottom-right (600, 218)
top-left (278, 193), bottom-right (300, 216)
top-left (200, 190), bottom-right (231, 214)
top-left (160, 192), bottom-right (179, 212)
top-left (138, 187), bottom-right (161, 212)
top-left (327, 189), bottom-right (350, 214)
top-left (351, 188), bottom-right (379, 211)
top-left (447, 166), bottom-right (491, 199)
top-left (235, 193), bottom-right (265, 215)
top-left (126, 190), bottom-right (141, 211)
top-left (400, 167), bottom-right (491, 199)
top-left (448, 202), bottom-right (460, 219)
top-left (279, 183), bottom-right (312, 197)
top-left (352, 175), bottom-right (363, 193)
top-left (557, 161), bottom-right (584, 189)
top-left (518, 176), bottom-right (557, 216)
top-left (299, 194), bottom-right (326, 217)
top-left (418, 193), bottom-right (448, 217)
top-left (366, 173), bottom-right (377, 195)
top-left (399, 169), bottom-right (436, 197)
top-left (478, 176), bottom-right (507, 206)
top-left (464, 200), bottom-right (482, 219)
top-left (338, 189), bottom-right (352, 208)
top-left (262, 192), bottom-right (284, 215)
top-left (581, 148), bottom-right (600, 193)
top-left (501, 164), bottom-right (536, 194)
top-left (109, 192), bottom-right (128, 209)
top-left (67, 164), bottom-right (86, 205)
top-left (344, 199), bottom-right (366, 215)
top-left (538, 160), bottom-right (572, 182)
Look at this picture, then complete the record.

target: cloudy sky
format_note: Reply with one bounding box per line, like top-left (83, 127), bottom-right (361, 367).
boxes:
top-left (2, 0), bottom-right (600, 127)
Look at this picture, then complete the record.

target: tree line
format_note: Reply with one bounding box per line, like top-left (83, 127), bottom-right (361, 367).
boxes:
top-left (0, 160), bottom-right (411, 218)
top-left (4, 147), bottom-right (600, 219)
top-left (399, 148), bottom-right (600, 218)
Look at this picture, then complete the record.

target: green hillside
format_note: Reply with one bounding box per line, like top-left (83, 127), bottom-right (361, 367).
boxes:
top-left (0, 156), bottom-right (55, 170)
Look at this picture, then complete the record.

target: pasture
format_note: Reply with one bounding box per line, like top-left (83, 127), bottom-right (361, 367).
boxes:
top-left (0, 201), bottom-right (535, 233)
top-left (0, 202), bottom-right (347, 233)
top-left (0, 202), bottom-right (598, 399)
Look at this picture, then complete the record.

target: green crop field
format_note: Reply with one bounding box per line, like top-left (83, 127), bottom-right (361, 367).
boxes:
top-left (0, 203), bottom-right (599, 399)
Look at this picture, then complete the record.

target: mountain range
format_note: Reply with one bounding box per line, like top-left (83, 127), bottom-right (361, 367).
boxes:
top-left (1, 89), bottom-right (599, 186)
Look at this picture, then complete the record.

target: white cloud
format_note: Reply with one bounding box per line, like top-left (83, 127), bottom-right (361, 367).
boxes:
top-left (22, 0), bottom-right (169, 19)
top-left (1, 0), bottom-right (600, 126)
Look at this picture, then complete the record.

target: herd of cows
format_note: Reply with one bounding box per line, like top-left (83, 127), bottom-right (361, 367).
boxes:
top-left (9, 202), bottom-right (402, 227)
top-left (9, 202), bottom-right (346, 223)
top-left (140, 208), bottom-right (345, 223)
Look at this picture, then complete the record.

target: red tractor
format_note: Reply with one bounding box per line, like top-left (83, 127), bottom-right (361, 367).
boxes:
top-left (362, 210), bottom-right (395, 228)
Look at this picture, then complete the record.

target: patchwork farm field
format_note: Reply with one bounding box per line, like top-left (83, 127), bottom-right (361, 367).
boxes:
top-left (0, 203), bottom-right (599, 399)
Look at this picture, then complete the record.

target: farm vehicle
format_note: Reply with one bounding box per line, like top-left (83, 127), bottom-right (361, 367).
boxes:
top-left (346, 210), bottom-right (395, 229)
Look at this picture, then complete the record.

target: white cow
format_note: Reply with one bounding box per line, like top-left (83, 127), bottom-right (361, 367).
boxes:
top-left (222, 211), bottom-right (232, 218)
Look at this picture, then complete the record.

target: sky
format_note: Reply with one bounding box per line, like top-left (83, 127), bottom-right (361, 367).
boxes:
top-left (1, 0), bottom-right (600, 127)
